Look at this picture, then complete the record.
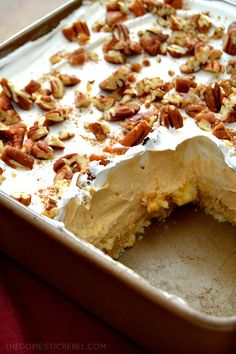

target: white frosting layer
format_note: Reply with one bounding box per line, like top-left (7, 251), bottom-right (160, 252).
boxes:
top-left (0, 0), bottom-right (236, 215)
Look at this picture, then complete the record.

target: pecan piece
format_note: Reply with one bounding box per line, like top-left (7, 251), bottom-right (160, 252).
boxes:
top-left (59, 74), bottom-right (80, 86)
top-left (164, 0), bottom-right (183, 9)
top-left (160, 105), bottom-right (183, 129)
top-left (68, 48), bottom-right (88, 66)
top-left (75, 91), bottom-right (91, 108)
top-left (24, 80), bottom-right (42, 95)
top-left (50, 77), bottom-right (65, 99)
top-left (45, 108), bottom-right (69, 125)
top-left (73, 19), bottom-right (90, 45)
top-left (212, 122), bottom-right (232, 140)
top-left (47, 136), bottom-right (65, 151)
top-left (195, 112), bottom-right (217, 125)
top-left (31, 141), bottom-right (54, 160)
top-left (204, 83), bottom-right (222, 112)
top-left (0, 92), bottom-right (21, 125)
top-left (0, 78), bottom-right (33, 110)
top-left (105, 11), bottom-right (127, 27)
top-left (27, 122), bottom-right (49, 141)
top-left (203, 60), bottom-right (225, 74)
top-left (1, 146), bottom-right (34, 169)
top-left (63, 26), bottom-right (77, 42)
top-left (89, 153), bottom-right (109, 166)
top-left (103, 145), bottom-right (128, 155)
top-left (93, 96), bottom-right (115, 111)
top-left (129, 0), bottom-right (146, 16)
top-left (53, 153), bottom-right (86, 174)
top-left (120, 120), bottom-right (152, 146)
top-left (58, 131), bottom-right (75, 141)
top-left (88, 122), bottom-right (108, 141)
top-left (223, 22), bottom-right (236, 55)
top-left (8, 127), bottom-right (26, 149)
top-left (104, 51), bottom-right (126, 64)
top-left (11, 192), bottom-right (32, 206)
top-left (175, 77), bottom-right (197, 93)
top-left (104, 103), bottom-right (140, 121)
top-left (139, 30), bottom-right (168, 56)
top-left (33, 94), bottom-right (57, 111)
top-left (185, 104), bottom-right (207, 118)
top-left (167, 44), bottom-right (188, 58)
top-left (99, 66), bottom-right (130, 92)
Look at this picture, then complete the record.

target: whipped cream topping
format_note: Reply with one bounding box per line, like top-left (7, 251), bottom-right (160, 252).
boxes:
top-left (0, 0), bottom-right (235, 215)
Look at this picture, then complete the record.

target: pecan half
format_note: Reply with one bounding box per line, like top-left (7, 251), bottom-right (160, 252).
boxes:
top-left (11, 192), bottom-right (32, 206)
top-left (120, 120), bottom-right (152, 146)
top-left (160, 105), bottom-right (183, 129)
top-left (1, 146), bottom-right (34, 169)
top-left (88, 122), bottom-right (108, 141)
top-left (204, 83), bottom-right (222, 112)
top-left (31, 141), bottom-right (54, 160)
top-left (223, 22), bottom-right (236, 55)
top-left (99, 66), bottom-right (130, 92)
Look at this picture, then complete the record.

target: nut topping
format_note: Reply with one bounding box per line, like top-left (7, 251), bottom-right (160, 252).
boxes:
top-left (31, 141), bottom-right (54, 160)
top-left (99, 66), bottom-right (130, 92)
top-left (45, 108), bottom-right (69, 124)
top-left (27, 122), bottom-right (49, 141)
top-left (129, 0), bottom-right (146, 17)
top-left (160, 105), bottom-right (183, 129)
top-left (88, 122), bottom-right (109, 141)
top-left (212, 122), bottom-right (232, 140)
top-left (11, 192), bottom-right (32, 206)
top-left (120, 120), bottom-right (152, 146)
top-left (59, 74), bottom-right (81, 86)
top-left (33, 94), bottom-right (57, 111)
top-left (93, 96), bottom-right (115, 111)
top-left (175, 77), bottom-right (197, 93)
top-left (204, 83), bottom-right (222, 112)
top-left (24, 80), bottom-right (42, 95)
top-left (104, 103), bottom-right (140, 121)
top-left (1, 146), bottom-right (34, 169)
top-left (223, 22), bottom-right (236, 55)
top-left (68, 48), bottom-right (88, 66)
top-left (0, 78), bottom-right (33, 110)
top-left (47, 136), bottom-right (65, 150)
top-left (50, 77), bottom-right (65, 99)
top-left (58, 131), bottom-right (75, 141)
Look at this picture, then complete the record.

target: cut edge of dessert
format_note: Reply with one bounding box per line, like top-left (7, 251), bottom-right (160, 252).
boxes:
top-left (0, 0), bottom-right (236, 258)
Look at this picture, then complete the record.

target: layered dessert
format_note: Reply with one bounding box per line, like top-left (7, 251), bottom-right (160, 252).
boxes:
top-left (0, 0), bottom-right (236, 258)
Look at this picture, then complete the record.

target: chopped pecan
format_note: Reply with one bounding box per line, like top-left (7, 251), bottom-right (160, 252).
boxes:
top-left (197, 13), bottom-right (212, 33)
top-left (104, 51), bottom-right (126, 64)
top-left (139, 30), bottom-right (168, 56)
top-left (27, 122), bottom-right (49, 141)
top-left (58, 131), bottom-right (75, 141)
top-left (121, 111), bottom-right (157, 130)
top-left (88, 122), bottom-right (108, 141)
top-left (31, 141), bottom-right (54, 160)
top-left (24, 80), bottom-right (42, 95)
top-left (120, 120), bottom-right (152, 146)
top-left (185, 103), bottom-right (207, 118)
top-left (167, 44), bottom-right (188, 58)
top-left (223, 22), bottom-right (236, 55)
top-left (99, 66), bottom-right (130, 92)
top-left (175, 77), bottom-right (197, 93)
top-left (11, 192), bottom-right (32, 206)
top-left (129, 0), bottom-right (146, 16)
top-left (8, 127), bottom-right (26, 149)
top-left (195, 111), bottom-right (217, 125)
top-left (22, 139), bottom-right (34, 154)
top-left (104, 103), bottom-right (140, 121)
top-left (75, 91), bottom-right (91, 108)
top-left (130, 62), bottom-right (142, 73)
top-left (226, 60), bottom-right (236, 75)
top-left (63, 26), bottom-right (77, 42)
top-left (105, 11), bottom-right (127, 27)
top-left (220, 94), bottom-right (236, 122)
top-left (59, 74), bottom-right (81, 86)
top-left (47, 136), bottom-right (65, 150)
top-left (50, 77), bottom-right (65, 99)
top-left (103, 145), bottom-right (128, 155)
top-left (33, 94), bottom-right (57, 111)
top-left (50, 51), bottom-right (64, 65)
top-left (160, 105), bottom-right (183, 129)
top-left (1, 146), bottom-right (34, 169)
top-left (0, 92), bottom-right (21, 125)
top-left (68, 48), bottom-right (88, 66)
top-left (53, 153), bottom-right (86, 174)
top-left (0, 78), bottom-right (33, 110)
top-left (89, 153), bottom-right (109, 166)
top-left (73, 19), bottom-right (90, 45)
top-left (203, 60), bottom-right (225, 74)
top-left (180, 57), bottom-right (201, 74)
top-left (164, 0), bottom-right (183, 9)
top-left (212, 122), bottom-right (232, 140)
top-left (93, 96), bottom-right (115, 111)
top-left (45, 108), bottom-right (69, 125)
top-left (204, 83), bottom-right (222, 112)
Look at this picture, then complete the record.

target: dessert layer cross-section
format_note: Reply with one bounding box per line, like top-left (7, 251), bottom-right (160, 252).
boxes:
top-left (1, 0), bottom-right (236, 258)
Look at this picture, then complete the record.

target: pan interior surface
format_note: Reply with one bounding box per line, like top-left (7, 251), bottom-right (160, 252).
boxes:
top-left (119, 204), bottom-right (236, 317)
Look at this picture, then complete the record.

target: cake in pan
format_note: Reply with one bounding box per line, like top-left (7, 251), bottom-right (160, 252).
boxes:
top-left (0, 0), bottom-right (236, 258)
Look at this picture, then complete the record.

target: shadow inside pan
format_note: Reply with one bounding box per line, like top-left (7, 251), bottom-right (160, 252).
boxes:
top-left (119, 204), bottom-right (236, 317)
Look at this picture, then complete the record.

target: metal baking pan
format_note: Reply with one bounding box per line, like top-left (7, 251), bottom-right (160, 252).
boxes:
top-left (0, 1), bottom-right (236, 353)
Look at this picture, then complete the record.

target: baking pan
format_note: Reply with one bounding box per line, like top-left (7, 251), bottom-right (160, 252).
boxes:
top-left (0, 1), bottom-right (236, 353)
